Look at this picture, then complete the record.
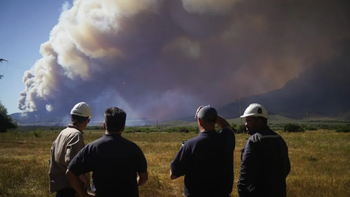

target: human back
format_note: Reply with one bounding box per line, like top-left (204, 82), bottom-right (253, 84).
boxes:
top-left (49, 102), bottom-right (92, 196)
top-left (84, 133), bottom-right (146, 196)
top-left (238, 103), bottom-right (290, 197)
top-left (66, 107), bottom-right (148, 197)
top-left (247, 127), bottom-right (289, 196)
top-left (170, 105), bottom-right (235, 197)
top-left (182, 130), bottom-right (228, 196)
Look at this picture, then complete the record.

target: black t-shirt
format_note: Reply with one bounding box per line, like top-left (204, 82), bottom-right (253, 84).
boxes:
top-left (238, 127), bottom-right (290, 197)
top-left (170, 128), bottom-right (235, 197)
top-left (68, 134), bottom-right (147, 197)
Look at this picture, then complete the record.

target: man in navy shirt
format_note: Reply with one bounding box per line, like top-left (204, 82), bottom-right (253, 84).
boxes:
top-left (238, 103), bottom-right (290, 197)
top-left (66, 107), bottom-right (148, 197)
top-left (170, 105), bottom-right (236, 197)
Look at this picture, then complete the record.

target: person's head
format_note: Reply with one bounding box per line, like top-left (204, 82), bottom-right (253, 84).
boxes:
top-left (70, 102), bottom-right (92, 129)
top-left (195, 105), bottom-right (217, 131)
top-left (103, 107), bottom-right (126, 134)
top-left (240, 103), bottom-right (268, 135)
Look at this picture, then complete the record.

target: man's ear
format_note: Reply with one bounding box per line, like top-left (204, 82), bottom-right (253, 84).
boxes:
top-left (103, 122), bottom-right (106, 130)
top-left (198, 118), bottom-right (204, 126)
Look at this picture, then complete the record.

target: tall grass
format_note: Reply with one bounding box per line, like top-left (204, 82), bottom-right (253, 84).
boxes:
top-left (0, 130), bottom-right (349, 196)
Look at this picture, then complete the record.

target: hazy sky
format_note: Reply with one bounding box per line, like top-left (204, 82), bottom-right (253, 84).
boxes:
top-left (0, 0), bottom-right (67, 114)
top-left (1, 0), bottom-right (349, 122)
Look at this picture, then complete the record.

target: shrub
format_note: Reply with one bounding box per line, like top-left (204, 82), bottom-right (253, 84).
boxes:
top-left (269, 124), bottom-right (284, 131)
top-left (335, 125), bottom-right (350, 133)
top-left (235, 124), bottom-right (246, 133)
top-left (283, 123), bottom-right (305, 132)
top-left (179, 127), bottom-right (189, 133)
top-left (165, 126), bottom-right (198, 133)
top-left (303, 126), bottom-right (318, 131)
top-left (0, 101), bottom-right (18, 133)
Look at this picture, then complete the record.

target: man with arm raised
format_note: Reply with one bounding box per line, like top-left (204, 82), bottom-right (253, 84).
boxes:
top-left (170, 105), bottom-right (236, 197)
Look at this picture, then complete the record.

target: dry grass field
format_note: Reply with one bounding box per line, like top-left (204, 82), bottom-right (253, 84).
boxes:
top-left (0, 129), bottom-right (349, 197)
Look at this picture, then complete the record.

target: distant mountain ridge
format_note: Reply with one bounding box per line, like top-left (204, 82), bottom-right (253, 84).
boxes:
top-left (218, 54), bottom-right (350, 120)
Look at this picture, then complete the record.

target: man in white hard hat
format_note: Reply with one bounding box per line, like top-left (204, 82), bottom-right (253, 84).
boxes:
top-left (170, 105), bottom-right (236, 197)
top-left (49, 102), bottom-right (92, 197)
top-left (237, 103), bottom-right (290, 197)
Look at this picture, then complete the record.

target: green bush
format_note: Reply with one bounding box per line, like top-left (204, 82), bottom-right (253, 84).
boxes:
top-left (303, 126), bottom-right (318, 131)
top-left (234, 124), bottom-right (246, 133)
top-left (269, 124), bottom-right (284, 131)
top-left (0, 101), bottom-right (18, 133)
top-left (283, 123), bottom-right (305, 132)
top-left (335, 125), bottom-right (350, 133)
top-left (165, 126), bottom-right (198, 133)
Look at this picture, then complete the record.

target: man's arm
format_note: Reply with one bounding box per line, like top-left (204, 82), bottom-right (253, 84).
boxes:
top-left (137, 172), bottom-right (148, 186)
top-left (170, 169), bottom-right (179, 179)
top-left (170, 145), bottom-right (187, 180)
top-left (237, 139), bottom-right (259, 197)
top-left (285, 144), bottom-right (291, 177)
top-left (79, 173), bottom-right (90, 190)
top-left (66, 170), bottom-right (94, 197)
top-left (65, 133), bottom-right (85, 164)
top-left (216, 115), bottom-right (232, 130)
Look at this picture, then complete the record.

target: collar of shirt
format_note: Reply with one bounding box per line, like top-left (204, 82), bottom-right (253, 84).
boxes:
top-left (198, 130), bottom-right (217, 136)
top-left (257, 125), bottom-right (272, 135)
top-left (105, 133), bottom-right (122, 138)
top-left (67, 124), bottom-right (84, 134)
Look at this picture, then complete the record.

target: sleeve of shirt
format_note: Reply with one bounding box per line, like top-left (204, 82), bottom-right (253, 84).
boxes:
top-left (64, 133), bottom-right (85, 165)
top-left (285, 143), bottom-right (291, 177)
top-left (67, 145), bottom-right (92, 176)
top-left (135, 145), bottom-right (147, 173)
top-left (170, 145), bottom-right (189, 177)
top-left (220, 128), bottom-right (236, 151)
top-left (237, 137), bottom-right (260, 197)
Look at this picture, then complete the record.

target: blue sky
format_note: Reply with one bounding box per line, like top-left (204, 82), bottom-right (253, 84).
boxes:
top-left (0, 0), bottom-right (68, 114)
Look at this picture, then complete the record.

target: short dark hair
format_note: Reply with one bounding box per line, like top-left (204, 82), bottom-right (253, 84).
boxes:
top-left (71, 115), bottom-right (89, 124)
top-left (104, 107), bottom-right (126, 132)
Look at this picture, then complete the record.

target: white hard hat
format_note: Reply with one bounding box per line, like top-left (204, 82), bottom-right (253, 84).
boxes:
top-left (240, 103), bottom-right (268, 119)
top-left (70, 102), bottom-right (92, 117)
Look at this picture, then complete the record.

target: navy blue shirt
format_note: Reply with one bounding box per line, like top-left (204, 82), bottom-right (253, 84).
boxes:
top-left (171, 128), bottom-right (235, 197)
top-left (238, 126), bottom-right (290, 197)
top-left (68, 134), bottom-right (147, 197)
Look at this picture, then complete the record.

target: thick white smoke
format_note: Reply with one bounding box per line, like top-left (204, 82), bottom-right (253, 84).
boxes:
top-left (19, 0), bottom-right (350, 121)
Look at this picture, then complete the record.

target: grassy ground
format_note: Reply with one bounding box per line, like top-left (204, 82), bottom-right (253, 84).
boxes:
top-left (0, 130), bottom-right (349, 197)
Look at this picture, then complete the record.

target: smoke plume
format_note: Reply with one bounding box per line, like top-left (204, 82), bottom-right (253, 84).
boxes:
top-left (19, 0), bottom-right (350, 121)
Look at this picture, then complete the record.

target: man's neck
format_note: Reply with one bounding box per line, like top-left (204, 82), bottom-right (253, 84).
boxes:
top-left (199, 126), bottom-right (215, 132)
top-left (105, 130), bottom-right (122, 135)
top-left (69, 123), bottom-right (85, 133)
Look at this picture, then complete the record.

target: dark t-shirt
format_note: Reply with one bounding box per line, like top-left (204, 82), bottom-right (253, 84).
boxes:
top-left (68, 134), bottom-right (147, 197)
top-left (170, 128), bottom-right (235, 197)
top-left (237, 126), bottom-right (290, 197)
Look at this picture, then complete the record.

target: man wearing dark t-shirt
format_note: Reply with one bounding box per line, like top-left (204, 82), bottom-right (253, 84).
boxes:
top-left (170, 105), bottom-right (236, 197)
top-left (237, 103), bottom-right (290, 197)
top-left (66, 107), bottom-right (148, 197)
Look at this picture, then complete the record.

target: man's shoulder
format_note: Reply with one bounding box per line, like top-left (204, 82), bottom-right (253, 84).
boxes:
top-left (59, 127), bottom-right (82, 138)
top-left (186, 134), bottom-right (203, 143)
top-left (115, 137), bottom-right (144, 152)
top-left (118, 136), bottom-right (136, 145)
top-left (89, 135), bottom-right (114, 145)
top-left (247, 133), bottom-right (263, 143)
top-left (181, 135), bottom-right (201, 148)
top-left (219, 127), bottom-right (235, 136)
top-left (250, 128), bottom-right (281, 142)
